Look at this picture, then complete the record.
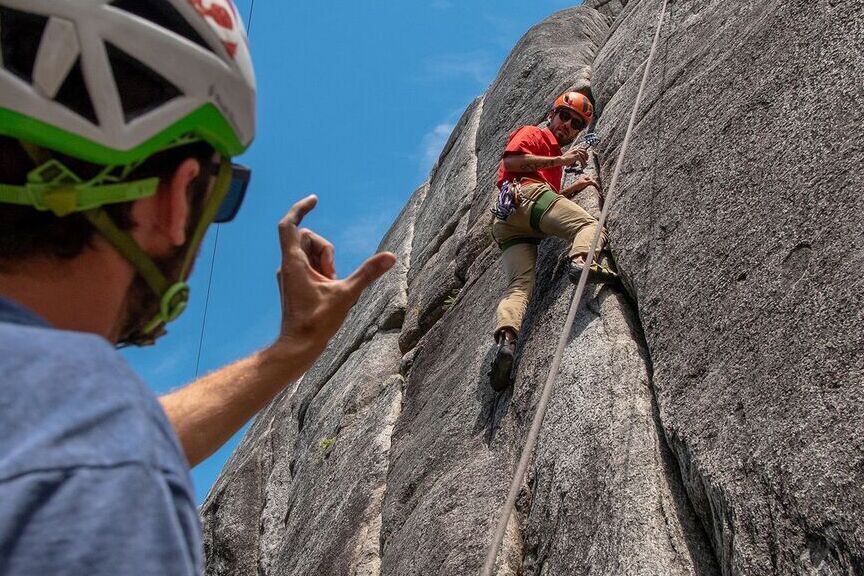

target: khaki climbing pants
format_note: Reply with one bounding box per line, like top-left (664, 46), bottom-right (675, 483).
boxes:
top-left (491, 181), bottom-right (604, 335)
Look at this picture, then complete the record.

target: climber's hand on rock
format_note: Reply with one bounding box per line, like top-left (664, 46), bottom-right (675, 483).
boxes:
top-left (563, 174), bottom-right (599, 198)
top-left (560, 146), bottom-right (588, 167)
top-left (272, 195), bottom-right (396, 365)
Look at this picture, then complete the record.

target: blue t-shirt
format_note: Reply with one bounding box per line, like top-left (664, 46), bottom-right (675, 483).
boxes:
top-left (0, 298), bottom-right (202, 575)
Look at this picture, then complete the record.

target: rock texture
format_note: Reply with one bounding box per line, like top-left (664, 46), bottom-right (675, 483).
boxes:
top-left (593, 0), bottom-right (864, 573)
top-left (202, 2), bottom-right (864, 575)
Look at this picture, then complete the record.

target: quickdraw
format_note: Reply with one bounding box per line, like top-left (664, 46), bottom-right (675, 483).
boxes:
top-left (490, 179), bottom-right (522, 221)
top-left (564, 131), bottom-right (601, 175)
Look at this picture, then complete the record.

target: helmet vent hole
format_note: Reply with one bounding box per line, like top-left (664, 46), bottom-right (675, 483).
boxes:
top-left (0, 6), bottom-right (49, 84)
top-left (109, 0), bottom-right (214, 56)
top-left (54, 58), bottom-right (98, 125)
top-left (107, 43), bottom-right (182, 123)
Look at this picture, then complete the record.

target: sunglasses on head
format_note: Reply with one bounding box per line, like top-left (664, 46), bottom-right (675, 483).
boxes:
top-left (556, 108), bottom-right (587, 131)
top-left (211, 162), bottom-right (251, 223)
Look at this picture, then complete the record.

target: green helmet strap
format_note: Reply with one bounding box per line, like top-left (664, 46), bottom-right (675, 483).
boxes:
top-left (0, 159), bottom-right (159, 217)
top-left (83, 159), bottom-right (234, 346)
top-left (0, 149), bottom-right (234, 346)
top-left (82, 208), bottom-right (189, 346)
top-left (179, 160), bottom-right (233, 280)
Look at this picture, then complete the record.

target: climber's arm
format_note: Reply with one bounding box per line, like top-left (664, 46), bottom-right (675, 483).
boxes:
top-left (560, 174), bottom-right (599, 199)
top-left (503, 145), bottom-right (587, 172)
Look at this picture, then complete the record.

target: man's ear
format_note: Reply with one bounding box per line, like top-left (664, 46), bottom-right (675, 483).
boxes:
top-left (161, 158), bottom-right (200, 247)
top-left (130, 158), bottom-right (199, 253)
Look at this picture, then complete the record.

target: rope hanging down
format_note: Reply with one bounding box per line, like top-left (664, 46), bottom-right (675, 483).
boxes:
top-left (480, 1), bottom-right (669, 573)
top-left (193, 0), bottom-right (257, 378)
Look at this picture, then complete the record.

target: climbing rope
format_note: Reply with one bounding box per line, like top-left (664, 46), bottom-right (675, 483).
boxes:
top-left (193, 0), bottom-right (257, 378)
top-left (480, 1), bottom-right (669, 573)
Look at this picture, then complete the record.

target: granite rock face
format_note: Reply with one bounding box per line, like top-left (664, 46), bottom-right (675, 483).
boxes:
top-left (202, 2), bottom-right (863, 575)
top-left (593, 0), bottom-right (864, 573)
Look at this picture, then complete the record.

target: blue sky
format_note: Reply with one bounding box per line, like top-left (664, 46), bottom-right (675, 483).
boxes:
top-left (123, 0), bottom-right (580, 503)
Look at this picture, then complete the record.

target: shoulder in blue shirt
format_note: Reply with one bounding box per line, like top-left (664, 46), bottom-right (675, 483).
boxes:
top-left (0, 298), bottom-right (203, 575)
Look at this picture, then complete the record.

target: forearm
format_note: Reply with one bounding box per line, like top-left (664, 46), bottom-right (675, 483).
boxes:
top-left (560, 174), bottom-right (599, 199)
top-left (561, 180), bottom-right (586, 198)
top-left (502, 154), bottom-right (564, 173)
top-left (159, 338), bottom-right (317, 467)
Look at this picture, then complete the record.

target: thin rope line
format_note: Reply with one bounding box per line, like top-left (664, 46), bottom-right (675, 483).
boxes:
top-left (192, 0), bottom-right (256, 379)
top-left (194, 225), bottom-right (220, 378)
top-left (247, 0), bottom-right (257, 32)
top-left (480, 1), bottom-right (669, 573)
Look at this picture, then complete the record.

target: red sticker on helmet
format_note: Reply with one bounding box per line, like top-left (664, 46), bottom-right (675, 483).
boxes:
top-left (187, 0), bottom-right (245, 58)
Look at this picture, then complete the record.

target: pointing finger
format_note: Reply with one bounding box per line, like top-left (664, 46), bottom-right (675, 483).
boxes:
top-left (279, 195), bottom-right (318, 238)
top-left (283, 195), bottom-right (318, 227)
top-left (279, 195), bottom-right (319, 258)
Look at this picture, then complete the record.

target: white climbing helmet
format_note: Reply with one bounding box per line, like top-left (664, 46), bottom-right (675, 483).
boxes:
top-left (0, 0), bottom-right (256, 164)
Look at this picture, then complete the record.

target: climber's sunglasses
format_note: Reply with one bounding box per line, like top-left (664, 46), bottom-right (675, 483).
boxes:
top-left (211, 161), bottom-right (251, 223)
top-left (555, 108), bottom-right (586, 131)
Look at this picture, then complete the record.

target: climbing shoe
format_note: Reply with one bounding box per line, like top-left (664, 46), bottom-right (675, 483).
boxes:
top-left (489, 333), bottom-right (516, 391)
top-left (568, 259), bottom-right (619, 284)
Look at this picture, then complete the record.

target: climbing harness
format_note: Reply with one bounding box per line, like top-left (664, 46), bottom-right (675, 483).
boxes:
top-left (564, 131), bottom-right (601, 175)
top-left (491, 131), bottom-right (598, 222)
top-left (480, 1), bottom-right (669, 573)
top-left (491, 179), bottom-right (523, 221)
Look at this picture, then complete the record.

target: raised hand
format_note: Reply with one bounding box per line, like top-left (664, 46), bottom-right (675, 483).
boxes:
top-left (274, 195), bottom-right (396, 363)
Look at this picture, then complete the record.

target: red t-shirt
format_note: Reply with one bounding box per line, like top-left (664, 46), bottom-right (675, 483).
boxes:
top-left (496, 126), bottom-right (563, 192)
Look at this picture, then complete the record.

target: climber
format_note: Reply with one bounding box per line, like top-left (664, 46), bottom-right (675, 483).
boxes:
top-left (488, 91), bottom-right (616, 391)
top-left (0, 1), bottom-right (394, 573)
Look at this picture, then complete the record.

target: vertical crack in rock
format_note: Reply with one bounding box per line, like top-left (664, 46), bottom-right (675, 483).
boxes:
top-left (349, 379), bottom-right (403, 576)
top-left (409, 96), bottom-right (484, 279)
top-left (257, 332), bottom-right (404, 576)
top-left (638, 300), bottom-right (723, 576)
top-left (584, 0), bottom-right (629, 22)
top-left (399, 96), bottom-right (484, 354)
top-left (399, 211), bottom-right (469, 354)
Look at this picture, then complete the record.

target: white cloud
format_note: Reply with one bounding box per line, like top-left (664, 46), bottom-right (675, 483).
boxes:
top-left (336, 210), bottom-right (399, 259)
top-left (419, 52), bottom-right (494, 86)
top-left (419, 122), bottom-right (455, 176)
top-left (149, 346), bottom-right (190, 381)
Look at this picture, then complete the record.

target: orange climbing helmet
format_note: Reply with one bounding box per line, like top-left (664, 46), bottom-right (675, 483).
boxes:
top-left (553, 91), bottom-right (593, 125)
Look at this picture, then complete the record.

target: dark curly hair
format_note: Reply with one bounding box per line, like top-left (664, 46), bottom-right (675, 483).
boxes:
top-left (0, 137), bottom-right (215, 265)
